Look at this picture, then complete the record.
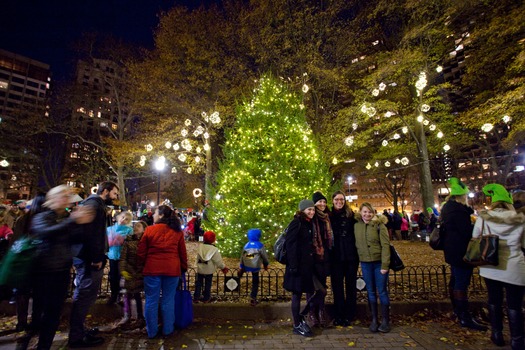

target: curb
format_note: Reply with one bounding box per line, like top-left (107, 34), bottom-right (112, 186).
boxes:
top-left (1, 299), bottom-right (484, 321)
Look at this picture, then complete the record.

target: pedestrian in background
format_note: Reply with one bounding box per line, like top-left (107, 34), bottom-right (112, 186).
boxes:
top-left (194, 231), bottom-right (228, 303)
top-left (283, 199), bottom-right (316, 337)
top-left (137, 205), bottom-right (187, 339)
top-left (238, 228), bottom-right (269, 306)
top-left (329, 190), bottom-right (359, 326)
top-left (25, 186), bottom-right (94, 350)
top-left (106, 211), bottom-right (133, 305)
top-left (474, 184), bottom-right (525, 348)
top-left (118, 220), bottom-right (148, 330)
top-left (355, 202), bottom-right (391, 333)
top-left (69, 181), bottom-right (119, 348)
top-left (441, 177), bottom-right (486, 331)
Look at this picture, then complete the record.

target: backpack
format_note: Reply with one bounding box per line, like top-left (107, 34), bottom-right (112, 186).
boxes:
top-left (273, 227), bottom-right (289, 264)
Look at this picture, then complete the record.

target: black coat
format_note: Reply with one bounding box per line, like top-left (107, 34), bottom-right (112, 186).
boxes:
top-left (76, 195), bottom-right (108, 264)
top-left (441, 199), bottom-right (474, 268)
top-left (31, 210), bottom-right (82, 273)
top-left (329, 208), bottom-right (359, 263)
top-left (283, 214), bottom-right (315, 294)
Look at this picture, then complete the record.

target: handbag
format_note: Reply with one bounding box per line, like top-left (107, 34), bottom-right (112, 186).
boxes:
top-left (429, 217), bottom-right (444, 250)
top-left (463, 219), bottom-right (499, 266)
top-left (389, 244), bottom-right (405, 271)
top-left (0, 237), bottom-right (42, 289)
top-left (174, 273), bottom-right (193, 329)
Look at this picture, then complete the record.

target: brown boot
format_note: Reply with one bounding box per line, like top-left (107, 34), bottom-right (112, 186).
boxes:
top-left (318, 306), bottom-right (329, 327)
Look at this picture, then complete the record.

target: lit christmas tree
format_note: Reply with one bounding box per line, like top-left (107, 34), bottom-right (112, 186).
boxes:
top-left (208, 74), bottom-right (331, 257)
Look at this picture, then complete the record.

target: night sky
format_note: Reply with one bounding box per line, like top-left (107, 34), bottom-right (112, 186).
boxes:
top-left (0, 0), bottom-right (207, 80)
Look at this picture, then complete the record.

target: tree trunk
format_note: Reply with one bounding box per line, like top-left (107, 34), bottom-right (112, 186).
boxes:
top-left (205, 146), bottom-right (212, 201)
top-left (415, 121), bottom-right (435, 211)
top-left (117, 165), bottom-right (127, 207)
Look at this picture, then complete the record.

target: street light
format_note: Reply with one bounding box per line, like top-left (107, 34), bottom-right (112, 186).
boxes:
top-left (154, 156), bottom-right (166, 206)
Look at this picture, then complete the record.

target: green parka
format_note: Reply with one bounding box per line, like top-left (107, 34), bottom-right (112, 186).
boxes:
top-left (354, 214), bottom-right (390, 270)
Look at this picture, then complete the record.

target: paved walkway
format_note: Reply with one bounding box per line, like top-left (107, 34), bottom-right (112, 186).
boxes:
top-left (0, 318), bottom-right (511, 350)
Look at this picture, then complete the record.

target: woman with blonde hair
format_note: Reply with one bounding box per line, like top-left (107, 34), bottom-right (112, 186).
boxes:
top-left (474, 184), bottom-right (525, 348)
top-left (354, 202), bottom-right (391, 333)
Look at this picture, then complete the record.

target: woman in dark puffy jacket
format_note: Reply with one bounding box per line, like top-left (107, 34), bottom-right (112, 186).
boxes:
top-left (441, 177), bottom-right (486, 331)
top-left (329, 190), bottom-right (358, 326)
top-left (283, 199), bottom-right (316, 337)
top-left (24, 185), bottom-right (94, 350)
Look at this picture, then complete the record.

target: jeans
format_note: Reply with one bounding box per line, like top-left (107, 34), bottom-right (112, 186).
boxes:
top-left (331, 260), bottom-right (359, 320)
top-left (484, 277), bottom-right (525, 310)
top-left (449, 265), bottom-right (473, 291)
top-left (69, 258), bottom-right (105, 343)
top-left (32, 270), bottom-right (70, 350)
top-left (144, 276), bottom-right (179, 338)
top-left (194, 274), bottom-right (213, 301)
top-left (251, 271), bottom-right (260, 299)
top-left (108, 259), bottom-right (121, 300)
top-left (361, 261), bottom-right (390, 305)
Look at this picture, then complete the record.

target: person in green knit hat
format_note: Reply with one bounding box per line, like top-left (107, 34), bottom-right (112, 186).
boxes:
top-left (473, 183), bottom-right (525, 348)
top-left (441, 177), bottom-right (487, 331)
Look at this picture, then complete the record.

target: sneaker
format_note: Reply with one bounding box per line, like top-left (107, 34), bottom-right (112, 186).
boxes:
top-left (293, 321), bottom-right (313, 337)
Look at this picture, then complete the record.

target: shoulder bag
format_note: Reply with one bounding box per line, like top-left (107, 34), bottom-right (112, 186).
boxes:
top-left (429, 217), bottom-right (444, 250)
top-left (174, 273), bottom-right (193, 329)
top-left (463, 219), bottom-right (499, 266)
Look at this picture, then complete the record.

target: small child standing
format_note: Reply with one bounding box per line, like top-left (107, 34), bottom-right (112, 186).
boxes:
top-left (194, 231), bottom-right (228, 303)
top-left (118, 221), bottom-right (147, 329)
top-left (106, 211), bottom-right (133, 304)
top-left (238, 228), bottom-right (269, 306)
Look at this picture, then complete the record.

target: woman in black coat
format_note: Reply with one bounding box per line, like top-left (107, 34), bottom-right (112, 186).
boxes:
top-left (441, 177), bottom-right (486, 331)
top-left (284, 199), bottom-right (316, 337)
top-left (329, 190), bottom-right (359, 326)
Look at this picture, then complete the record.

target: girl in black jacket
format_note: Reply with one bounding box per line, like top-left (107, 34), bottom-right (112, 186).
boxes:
top-left (283, 199), bottom-right (316, 337)
top-left (329, 190), bottom-right (359, 326)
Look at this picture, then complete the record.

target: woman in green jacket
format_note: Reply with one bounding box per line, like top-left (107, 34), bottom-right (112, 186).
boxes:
top-left (355, 202), bottom-right (391, 333)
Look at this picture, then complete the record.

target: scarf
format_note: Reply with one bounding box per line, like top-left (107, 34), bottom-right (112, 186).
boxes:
top-left (312, 208), bottom-right (334, 258)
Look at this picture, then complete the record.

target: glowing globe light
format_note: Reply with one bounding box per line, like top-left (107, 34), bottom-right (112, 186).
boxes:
top-left (145, 144), bottom-right (153, 152)
top-left (366, 163), bottom-right (372, 170)
top-left (302, 84), bottom-right (309, 93)
top-left (173, 143), bottom-right (180, 151)
top-left (171, 167), bottom-right (177, 173)
top-left (154, 156), bottom-right (166, 171)
top-left (165, 141), bottom-right (172, 149)
top-left (372, 89), bottom-right (380, 96)
top-left (436, 66), bottom-right (443, 73)
top-left (502, 115), bottom-right (511, 123)
top-left (402, 126), bottom-right (409, 134)
top-left (481, 123), bottom-right (494, 132)
top-left (382, 140), bottom-right (388, 146)
top-left (417, 115), bottom-right (424, 123)
top-left (178, 154), bottom-right (187, 162)
top-left (429, 124), bottom-right (436, 131)
top-left (345, 136), bottom-right (354, 146)
top-left (385, 161), bottom-right (391, 167)
top-left (401, 157), bottom-right (409, 165)
top-left (378, 82), bottom-right (386, 91)
top-left (421, 104), bottom-right (430, 112)
top-left (184, 119), bottom-right (192, 126)
top-left (437, 131), bottom-right (444, 138)
top-left (181, 129), bottom-right (188, 137)
top-left (443, 144), bottom-right (451, 151)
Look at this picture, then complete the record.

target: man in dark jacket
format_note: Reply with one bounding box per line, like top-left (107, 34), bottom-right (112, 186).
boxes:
top-left (68, 181), bottom-right (119, 348)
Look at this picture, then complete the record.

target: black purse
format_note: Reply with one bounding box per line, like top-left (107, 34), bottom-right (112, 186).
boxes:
top-left (429, 217), bottom-right (444, 250)
top-left (389, 244), bottom-right (405, 271)
top-left (463, 219), bottom-right (499, 266)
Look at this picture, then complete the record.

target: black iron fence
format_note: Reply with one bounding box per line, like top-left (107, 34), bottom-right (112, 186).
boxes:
top-left (86, 265), bottom-right (486, 302)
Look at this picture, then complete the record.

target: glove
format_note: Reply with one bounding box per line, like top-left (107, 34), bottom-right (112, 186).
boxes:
top-left (121, 270), bottom-right (131, 280)
top-left (221, 267), bottom-right (229, 274)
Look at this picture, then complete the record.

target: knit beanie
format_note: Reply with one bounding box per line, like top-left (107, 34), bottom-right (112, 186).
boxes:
top-left (203, 231), bottom-right (216, 244)
top-left (448, 177), bottom-right (469, 196)
top-left (298, 199), bottom-right (315, 212)
top-left (483, 184), bottom-right (513, 204)
top-left (312, 191), bottom-right (327, 204)
top-left (426, 207), bottom-right (433, 214)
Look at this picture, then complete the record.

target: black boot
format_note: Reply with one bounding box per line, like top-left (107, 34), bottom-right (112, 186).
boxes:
top-left (507, 308), bottom-right (525, 350)
top-left (378, 304), bottom-right (391, 333)
top-left (488, 304), bottom-right (505, 346)
top-left (368, 301), bottom-right (379, 332)
top-left (453, 291), bottom-right (487, 331)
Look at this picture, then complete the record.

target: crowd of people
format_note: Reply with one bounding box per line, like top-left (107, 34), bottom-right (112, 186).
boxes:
top-left (0, 178), bottom-right (524, 349)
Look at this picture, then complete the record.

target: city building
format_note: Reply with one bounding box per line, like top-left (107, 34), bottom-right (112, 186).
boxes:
top-left (0, 49), bottom-right (50, 200)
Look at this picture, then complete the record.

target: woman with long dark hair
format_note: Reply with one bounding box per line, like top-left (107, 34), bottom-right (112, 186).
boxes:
top-left (329, 190), bottom-right (358, 326)
top-left (137, 205), bottom-right (187, 339)
top-left (441, 177), bottom-right (486, 331)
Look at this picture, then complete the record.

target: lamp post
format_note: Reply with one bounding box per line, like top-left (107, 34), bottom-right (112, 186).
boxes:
top-left (154, 156), bottom-right (166, 206)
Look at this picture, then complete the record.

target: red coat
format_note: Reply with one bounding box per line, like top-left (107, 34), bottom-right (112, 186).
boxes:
top-left (137, 223), bottom-right (188, 276)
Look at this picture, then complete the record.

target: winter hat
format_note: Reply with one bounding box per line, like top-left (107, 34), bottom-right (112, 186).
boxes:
top-left (312, 191), bottom-right (327, 204)
top-left (448, 177), bottom-right (469, 196)
top-left (247, 228), bottom-right (262, 241)
top-left (298, 199), bottom-right (315, 212)
top-left (426, 207), bottom-right (433, 214)
top-left (483, 184), bottom-right (513, 204)
top-left (203, 231), bottom-right (216, 244)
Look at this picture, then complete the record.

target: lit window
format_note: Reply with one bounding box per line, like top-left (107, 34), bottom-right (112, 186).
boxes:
top-left (0, 81), bottom-right (8, 89)
top-left (70, 152), bottom-right (78, 158)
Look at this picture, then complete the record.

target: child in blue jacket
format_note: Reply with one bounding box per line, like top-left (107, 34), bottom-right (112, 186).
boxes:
top-left (237, 228), bottom-right (269, 306)
top-left (106, 211), bottom-right (133, 304)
